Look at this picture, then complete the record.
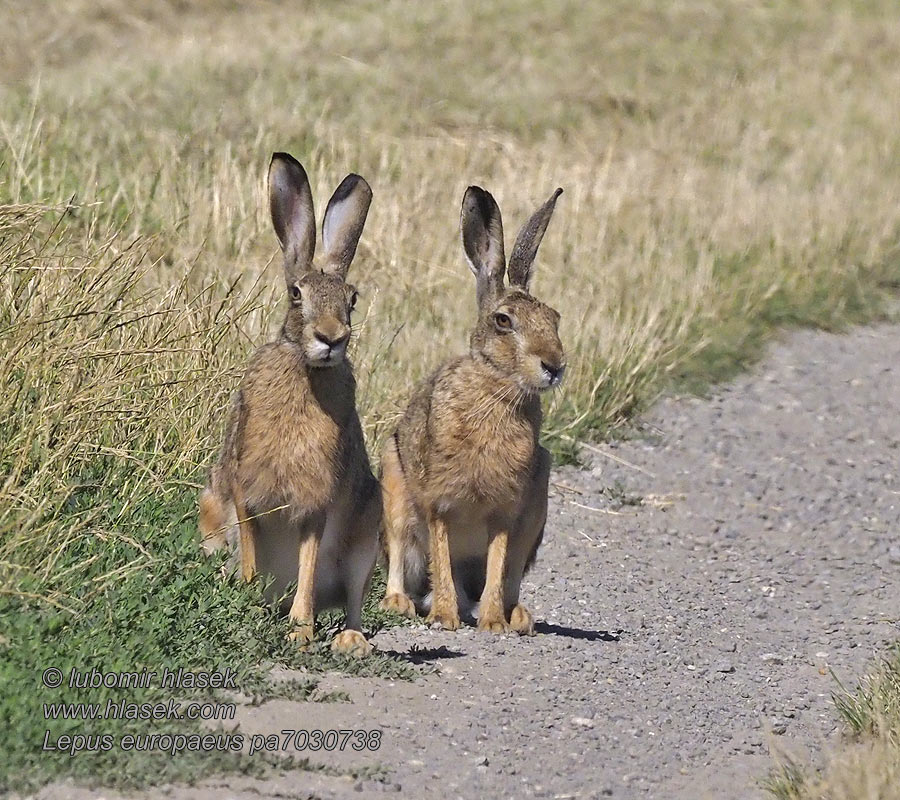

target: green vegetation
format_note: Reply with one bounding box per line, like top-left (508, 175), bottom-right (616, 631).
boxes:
top-left (2, 0), bottom-right (899, 791)
top-left (765, 646), bottom-right (900, 799)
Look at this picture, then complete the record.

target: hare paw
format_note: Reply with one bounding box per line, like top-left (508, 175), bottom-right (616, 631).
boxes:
top-left (380, 592), bottom-right (416, 617)
top-left (426, 607), bottom-right (460, 631)
top-left (287, 621), bottom-right (315, 647)
top-left (331, 630), bottom-right (373, 658)
top-left (477, 610), bottom-right (511, 634)
top-left (509, 604), bottom-right (535, 636)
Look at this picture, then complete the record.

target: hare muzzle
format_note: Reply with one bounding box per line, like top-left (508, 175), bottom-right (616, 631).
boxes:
top-left (306, 323), bottom-right (351, 366)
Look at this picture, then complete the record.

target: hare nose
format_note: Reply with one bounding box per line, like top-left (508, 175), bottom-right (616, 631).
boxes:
top-left (541, 361), bottom-right (565, 383)
top-left (314, 329), bottom-right (350, 349)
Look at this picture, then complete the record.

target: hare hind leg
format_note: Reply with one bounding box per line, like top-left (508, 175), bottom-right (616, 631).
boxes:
top-left (379, 438), bottom-right (418, 619)
top-left (198, 486), bottom-right (229, 554)
top-left (198, 467), bottom-right (236, 555)
top-left (503, 447), bottom-right (551, 636)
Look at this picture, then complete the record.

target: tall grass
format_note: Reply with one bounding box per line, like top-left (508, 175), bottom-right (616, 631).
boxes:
top-left (0, 204), bottom-right (411, 791)
top-left (1, 0), bottom-right (900, 790)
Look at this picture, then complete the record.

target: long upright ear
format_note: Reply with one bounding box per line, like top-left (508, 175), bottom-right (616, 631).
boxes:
top-left (460, 186), bottom-right (505, 309)
top-left (321, 174), bottom-right (373, 278)
top-left (507, 187), bottom-right (563, 291)
top-left (268, 152), bottom-right (316, 288)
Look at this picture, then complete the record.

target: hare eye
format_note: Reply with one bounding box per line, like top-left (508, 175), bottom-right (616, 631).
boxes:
top-left (494, 312), bottom-right (513, 331)
top-left (289, 285), bottom-right (302, 301)
top-left (349, 291), bottom-right (358, 310)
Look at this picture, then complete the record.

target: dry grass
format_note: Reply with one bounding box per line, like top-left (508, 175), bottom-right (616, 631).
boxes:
top-left (4, 0), bottom-right (900, 450)
top-left (1, 0), bottom-right (900, 789)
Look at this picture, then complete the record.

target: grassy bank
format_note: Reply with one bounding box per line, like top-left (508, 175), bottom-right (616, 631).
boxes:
top-left (2, 0), bottom-right (900, 791)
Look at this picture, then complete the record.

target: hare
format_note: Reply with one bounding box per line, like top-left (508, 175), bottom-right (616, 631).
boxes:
top-left (379, 184), bottom-right (565, 634)
top-left (199, 152), bottom-right (380, 657)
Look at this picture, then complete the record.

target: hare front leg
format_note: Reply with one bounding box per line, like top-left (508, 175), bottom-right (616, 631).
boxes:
top-left (288, 514), bottom-right (325, 645)
top-left (503, 447), bottom-right (551, 636)
top-left (332, 487), bottom-right (379, 657)
top-left (425, 510), bottom-right (460, 630)
top-left (478, 527), bottom-right (511, 633)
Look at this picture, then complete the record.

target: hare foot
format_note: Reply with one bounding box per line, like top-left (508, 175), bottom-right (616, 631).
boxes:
top-left (426, 606), bottom-right (460, 631)
top-left (331, 629), bottom-right (373, 657)
top-left (380, 592), bottom-right (417, 617)
top-left (509, 604), bottom-right (535, 636)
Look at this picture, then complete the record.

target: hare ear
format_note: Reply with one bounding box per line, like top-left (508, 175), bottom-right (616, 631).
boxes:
top-left (507, 187), bottom-right (563, 291)
top-left (269, 152), bottom-right (316, 288)
top-left (460, 186), bottom-right (505, 310)
top-left (321, 174), bottom-right (372, 278)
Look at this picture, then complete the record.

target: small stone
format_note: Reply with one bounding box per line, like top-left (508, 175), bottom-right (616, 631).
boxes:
top-left (715, 661), bottom-right (735, 673)
top-left (472, 755), bottom-right (489, 766)
top-left (571, 716), bottom-right (595, 728)
top-left (761, 653), bottom-right (786, 665)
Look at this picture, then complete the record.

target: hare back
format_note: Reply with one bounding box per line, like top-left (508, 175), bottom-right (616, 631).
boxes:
top-left (397, 356), bottom-right (541, 512)
top-left (236, 341), bottom-right (362, 517)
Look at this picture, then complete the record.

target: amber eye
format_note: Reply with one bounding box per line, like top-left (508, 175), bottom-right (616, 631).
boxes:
top-left (349, 291), bottom-right (358, 310)
top-left (289, 284), bottom-right (302, 301)
top-left (494, 312), bottom-right (513, 331)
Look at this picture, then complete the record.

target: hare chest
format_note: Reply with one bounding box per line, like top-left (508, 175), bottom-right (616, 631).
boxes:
top-left (431, 406), bottom-right (536, 513)
top-left (237, 346), bottom-right (347, 516)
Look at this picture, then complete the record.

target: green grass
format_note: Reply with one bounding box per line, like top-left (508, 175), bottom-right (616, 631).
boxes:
top-left (2, 0), bottom-right (900, 792)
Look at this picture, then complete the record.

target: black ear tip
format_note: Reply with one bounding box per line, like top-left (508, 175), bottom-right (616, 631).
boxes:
top-left (270, 153), bottom-right (309, 182)
top-left (271, 151), bottom-right (299, 166)
top-left (337, 173), bottom-right (373, 199)
top-left (463, 185), bottom-right (499, 218)
top-left (553, 187), bottom-right (564, 200)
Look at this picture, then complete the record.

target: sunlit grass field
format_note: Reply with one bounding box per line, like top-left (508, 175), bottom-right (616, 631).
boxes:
top-left (2, 0), bottom-right (900, 791)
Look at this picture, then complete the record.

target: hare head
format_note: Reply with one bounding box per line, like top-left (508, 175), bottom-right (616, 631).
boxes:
top-left (460, 185), bottom-right (566, 394)
top-left (268, 152), bottom-right (372, 367)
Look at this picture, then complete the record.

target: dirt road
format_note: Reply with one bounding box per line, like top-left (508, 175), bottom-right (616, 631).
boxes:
top-left (40, 325), bottom-right (900, 800)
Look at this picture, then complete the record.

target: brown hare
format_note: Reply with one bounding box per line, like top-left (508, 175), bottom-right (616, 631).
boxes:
top-left (199, 152), bottom-right (380, 656)
top-left (380, 185), bottom-right (565, 634)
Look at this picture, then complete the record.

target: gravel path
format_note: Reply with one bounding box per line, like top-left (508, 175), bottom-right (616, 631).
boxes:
top-left (39, 325), bottom-right (900, 800)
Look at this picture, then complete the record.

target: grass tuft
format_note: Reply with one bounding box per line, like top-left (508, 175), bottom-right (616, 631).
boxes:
top-left (764, 647), bottom-right (900, 799)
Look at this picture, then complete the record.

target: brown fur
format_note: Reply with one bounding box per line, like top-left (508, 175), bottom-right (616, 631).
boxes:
top-left (199, 153), bottom-right (379, 657)
top-left (380, 185), bottom-right (565, 634)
